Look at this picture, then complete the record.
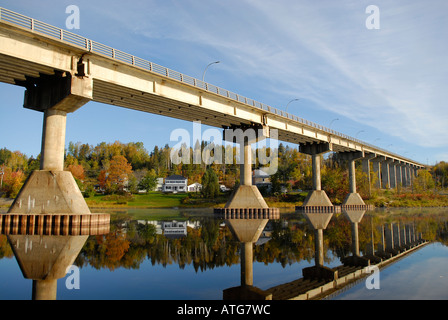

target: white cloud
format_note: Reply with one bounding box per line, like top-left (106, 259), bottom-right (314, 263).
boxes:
top-left (2, 1), bottom-right (447, 160)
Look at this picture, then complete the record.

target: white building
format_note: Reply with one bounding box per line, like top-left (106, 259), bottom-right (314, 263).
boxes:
top-left (252, 169), bottom-right (272, 192)
top-left (155, 177), bottom-right (164, 191)
top-left (163, 175), bottom-right (188, 193)
top-left (187, 182), bottom-right (202, 192)
top-left (162, 221), bottom-right (187, 238)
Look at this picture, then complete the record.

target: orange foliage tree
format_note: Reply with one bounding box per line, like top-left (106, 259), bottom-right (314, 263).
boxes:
top-left (1, 165), bottom-right (25, 198)
top-left (99, 155), bottom-right (133, 194)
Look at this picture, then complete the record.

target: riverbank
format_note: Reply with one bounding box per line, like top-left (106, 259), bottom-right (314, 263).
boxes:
top-left (1, 189), bottom-right (448, 210)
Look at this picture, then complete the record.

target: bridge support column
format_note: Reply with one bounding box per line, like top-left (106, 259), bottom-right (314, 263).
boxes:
top-left (371, 156), bottom-right (385, 189)
top-left (381, 159), bottom-right (392, 189)
top-left (40, 109), bottom-right (67, 171)
top-left (395, 162), bottom-right (403, 188)
top-left (299, 143), bottom-right (333, 207)
top-left (338, 151), bottom-right (365, 206)
top-left (401, 164), bottom-right (408, 188)
top-left (8, 72), bottom-right (93, 216)
top-left (219, 125), bottom-right (276, 210)
top-left (389, 161), bottom-right (398, 189)
top-left (361, 153), bottom-right (376, 198)
top-left (3, 71), bottom-right (109, 300)
top-left (406, 165), bottom-right (412, 187)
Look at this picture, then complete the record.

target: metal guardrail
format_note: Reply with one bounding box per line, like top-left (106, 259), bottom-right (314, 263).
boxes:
top-left (0, 7), bottom-right (421, 165)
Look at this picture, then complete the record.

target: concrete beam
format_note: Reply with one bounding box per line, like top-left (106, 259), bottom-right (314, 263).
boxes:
top-left (299, 142), bottom-right (332, 156)
top-left (337, 151), bottom-right (364, 161)
top-left (23, 73), bottom-right (92, 113)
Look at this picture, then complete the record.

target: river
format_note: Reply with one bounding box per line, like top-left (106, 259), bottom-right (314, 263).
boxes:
top-left (0, 206), bottom-right (446, 300)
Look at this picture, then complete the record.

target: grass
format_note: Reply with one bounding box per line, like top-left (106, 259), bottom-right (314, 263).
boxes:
top-left (365, 190), bottom-right (448, 208)
top-left (85, 191), bottom-right (229, 208)
top-left (86, 192), bottom-right (189, 208)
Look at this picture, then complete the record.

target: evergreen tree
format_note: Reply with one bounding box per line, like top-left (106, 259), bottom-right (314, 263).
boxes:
top-left (201, 167), bottom-right (219, 199)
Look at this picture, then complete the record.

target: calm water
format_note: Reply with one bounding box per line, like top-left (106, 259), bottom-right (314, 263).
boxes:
top-left (0, 206), bottom-right (447, 300)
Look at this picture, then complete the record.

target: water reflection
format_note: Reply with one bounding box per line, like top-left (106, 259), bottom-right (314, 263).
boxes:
top-left (9, 235), bottom-right (88, 300)
top-left (0, 207), bottom-right (447, 299)
top-left (0, 213), bottom-right (110, 300)
top-left (221, 215), bottom-right (273, 300)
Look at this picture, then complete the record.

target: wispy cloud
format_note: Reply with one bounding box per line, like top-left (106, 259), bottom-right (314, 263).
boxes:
top-left (2, 0), bottom-right (447, 160)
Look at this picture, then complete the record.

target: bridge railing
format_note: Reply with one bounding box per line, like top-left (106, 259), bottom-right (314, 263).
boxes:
top-left (0, 7), bottom-right (419, 165)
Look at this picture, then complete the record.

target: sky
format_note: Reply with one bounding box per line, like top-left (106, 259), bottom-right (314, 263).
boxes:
top-left (0, 0), bottom-right (447, 166)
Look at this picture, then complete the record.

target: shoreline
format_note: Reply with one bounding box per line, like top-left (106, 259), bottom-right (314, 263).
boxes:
top-left (2, 199), bottom-right (448, 211)
top-left (2, 190), bottom-right (448, 210)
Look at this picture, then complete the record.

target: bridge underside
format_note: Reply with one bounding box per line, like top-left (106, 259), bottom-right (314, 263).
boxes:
top-left (0, 58), bottom-right (353, 154)
top-left (0, 54), bottom-right (345, 150)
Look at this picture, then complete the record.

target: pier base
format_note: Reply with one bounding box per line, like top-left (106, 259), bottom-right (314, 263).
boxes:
top-left (302, 190), bottom-right (333, 207)
top-left (8, 170), bottom-right (90, 215)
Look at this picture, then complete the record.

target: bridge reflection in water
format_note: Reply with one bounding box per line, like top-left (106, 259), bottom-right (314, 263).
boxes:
top-left (220, 206), bottom-right (428, 300)
top-left (0, 208), bottom-right (442, 300)
top-left (0, 213), bottom-right (110, 300)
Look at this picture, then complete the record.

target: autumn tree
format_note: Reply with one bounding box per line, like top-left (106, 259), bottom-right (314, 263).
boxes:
top-left (414, 170), bottom-right (435, 193)
top-left (104, 155), bottom-right (133, 194)
top-left (0, 166), bottom-right (25, 198)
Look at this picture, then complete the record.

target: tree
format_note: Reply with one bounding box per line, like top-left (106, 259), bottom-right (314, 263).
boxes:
top-left (414, 170), bottom-right (435, 193)
top-left (105, 155), bottom-right (133, 193)
top-left (138, 169), bottom-right (158, 193)
top-left (1, 166), bottom-right (25, 198)
top-left (67, 164), bottom-right (85, 191)
top-left (201, 167), bottom-right (219, 199)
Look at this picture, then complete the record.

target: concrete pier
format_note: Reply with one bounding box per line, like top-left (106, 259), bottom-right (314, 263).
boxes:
top-left (2, 71), bottom-right (109, 300)
top-left (389, 161), bottom-right (398, 189)
top-left (381, 159), bottom-right (392, 189)
top-left (299, 142), bottom-right (333, 207)
top-left (361, 153), bottom-right (376, 197)
top-left (338, 151), bottom-right (366, 206)
top-left (9, 73), bottom-right (93, 217)
top-left (371, 156), bottom-right (385, 189)
top-left (215, 125), bottom-right (278, 216)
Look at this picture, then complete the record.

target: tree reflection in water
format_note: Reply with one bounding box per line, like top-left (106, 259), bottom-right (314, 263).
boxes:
top-left (62, 208), bottom-right (448, 273)
top-left (0, 208), bottom-right (447, 300)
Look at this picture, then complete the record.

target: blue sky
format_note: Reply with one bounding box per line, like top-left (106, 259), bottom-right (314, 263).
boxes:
top-left (0, 0), bottom-right (447, 166)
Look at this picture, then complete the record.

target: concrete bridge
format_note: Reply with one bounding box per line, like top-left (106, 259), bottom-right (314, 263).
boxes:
top-left (0, 8), bottom-right (425, 214)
